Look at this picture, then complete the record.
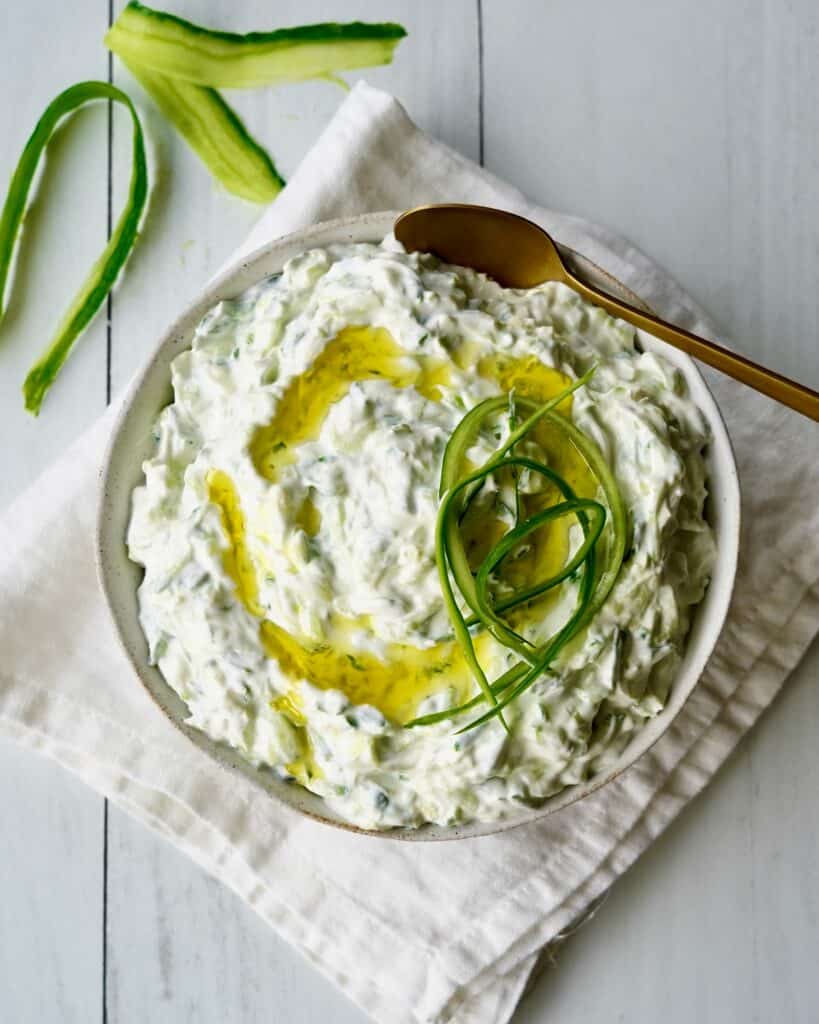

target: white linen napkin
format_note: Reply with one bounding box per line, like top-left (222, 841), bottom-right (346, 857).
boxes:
top-left (2, 82), bottom-right (818, 1024)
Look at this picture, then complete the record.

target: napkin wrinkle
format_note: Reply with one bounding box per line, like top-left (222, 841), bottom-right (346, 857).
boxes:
top-left (446, 570), bottom-right (819, 1022)
top-left (426, 477), bottom-right (819, 1019)
top-left (1, 81), bottom-right (818, 1024)
top-left (441, 541), bottom-right (808, 917)
top-left (0, 688), bottom-right (432, 1021)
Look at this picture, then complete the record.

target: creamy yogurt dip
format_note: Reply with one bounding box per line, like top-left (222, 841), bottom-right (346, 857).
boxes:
top-left (127, 238), bottom-right (716, 830)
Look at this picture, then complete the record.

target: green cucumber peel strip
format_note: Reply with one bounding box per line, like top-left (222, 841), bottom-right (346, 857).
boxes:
top-left (123, 59), bottom-right (283, 204)
top-left (474, 493), bottom-right (605, 658)
top-left (538, 408), bottom-right (628, 622)
top-left (107, 4), bottom-right (406, 203)
top-left (436, 369), bottom-right (597, 661)
top-left (407, 662), bottom-right (529, 729)
top-left (477, 389), bottom-right (628, 627)
top-left (408, 485), bottom-right (603, 730)
top-left (407, 369), bottom-right (628, 733)
top-left (0, 81), bottom-right (148, 415)
top-left (456, 403), bottom-right (627, 731)
top-left (444, 455), bottom-right (605, 662)
top-left (466, 462), bottom-right (601, 623)
top-left (456, 544), bottom-right (598, 733)
top-left (106, 2), bottom-right (407, 89)
top-left (439, 367), bottom-right (595, 500)
top-left (435, 472), bottom-right (509, 733)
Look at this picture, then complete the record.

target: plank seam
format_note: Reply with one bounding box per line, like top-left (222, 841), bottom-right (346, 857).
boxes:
top-left (477, 0), bottom-right (485, 166)
top-left (103, 6), bottom-right (113, 1021)
top-left (105, 0), bottom-right (113, 407)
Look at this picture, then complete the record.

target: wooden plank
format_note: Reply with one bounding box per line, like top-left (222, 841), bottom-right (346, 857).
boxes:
top-left (482, 0), bottom-right (819, 386)
top-left (105, 809), bottom-right (365, 1024)
top-left (0, 0), bottom-right (109, 501)
top-left (482, 1), bottom-right (819, 1021)
top-left (0, 3), bottom-right (108, 1018)
top-left (104, 2), bottom-right (479, 1021)
top-left (0, 740), bottom-right (104, 1024)
top-left (515, 640), bottom-right (819, 1024)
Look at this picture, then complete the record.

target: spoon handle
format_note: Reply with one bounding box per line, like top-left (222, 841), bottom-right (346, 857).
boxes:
top-left (566, 273), bottom-right (819, 422)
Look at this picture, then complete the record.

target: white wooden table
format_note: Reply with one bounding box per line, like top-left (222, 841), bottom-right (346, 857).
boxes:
top-left (2, 2), bottom-right (818, 1021)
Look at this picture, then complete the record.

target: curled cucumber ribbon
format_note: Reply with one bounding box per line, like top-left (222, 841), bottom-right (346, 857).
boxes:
top-left (0, 81), bottom-right (148, 415)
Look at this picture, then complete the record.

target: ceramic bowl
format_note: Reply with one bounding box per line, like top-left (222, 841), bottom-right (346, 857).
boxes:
top-left (96, 211), bottom-right (741, 840)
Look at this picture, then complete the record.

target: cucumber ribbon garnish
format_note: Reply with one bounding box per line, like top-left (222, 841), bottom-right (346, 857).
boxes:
top-left (407, 370), bottom-right (628, 733)
top-left (0, 6), bottom-right (407, 412)
top-left (105, 1), bottom-right (406, 202)
top-left (0, 81), bottom-right (148, 415)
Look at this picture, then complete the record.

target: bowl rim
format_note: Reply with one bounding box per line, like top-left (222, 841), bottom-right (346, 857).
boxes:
top-left (96, 210), bottom-right (741, 841)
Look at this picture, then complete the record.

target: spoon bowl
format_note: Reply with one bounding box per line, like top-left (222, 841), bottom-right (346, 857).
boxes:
top-left (393, 203), bottom-right (563, 287)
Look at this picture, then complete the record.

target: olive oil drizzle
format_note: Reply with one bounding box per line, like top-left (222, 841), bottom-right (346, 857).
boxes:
top-left (249, 325), bottom-right (451, 481)
top-left (207, 469), bottom-right (476, 725)
top-left (210, 325), bottom-right (592, 726)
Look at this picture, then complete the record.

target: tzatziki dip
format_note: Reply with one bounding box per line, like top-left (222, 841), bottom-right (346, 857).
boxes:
top-left (127, 238), bottom-right (715, 830)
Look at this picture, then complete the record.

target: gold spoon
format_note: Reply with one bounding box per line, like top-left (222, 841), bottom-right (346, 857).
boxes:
top-left (394, 203), bottom-right (819, 422)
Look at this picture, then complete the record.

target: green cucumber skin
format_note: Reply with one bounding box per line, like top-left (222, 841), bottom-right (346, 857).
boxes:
top-left (120, 1), bottom-right (406, 47)
top-left (124, 60), bottom-right (284, 204)
top-left (0, 81), bottom-right (148, 414)
top-left (104, 4), bottom-right (406, 200)
top-left (106, 2), bottom-right (407, 89)
top-left (407, 378), bottom-right (629, 732)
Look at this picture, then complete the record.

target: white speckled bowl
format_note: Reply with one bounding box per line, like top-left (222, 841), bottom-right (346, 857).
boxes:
top-left (96, 211), bottom-right (740, 841)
